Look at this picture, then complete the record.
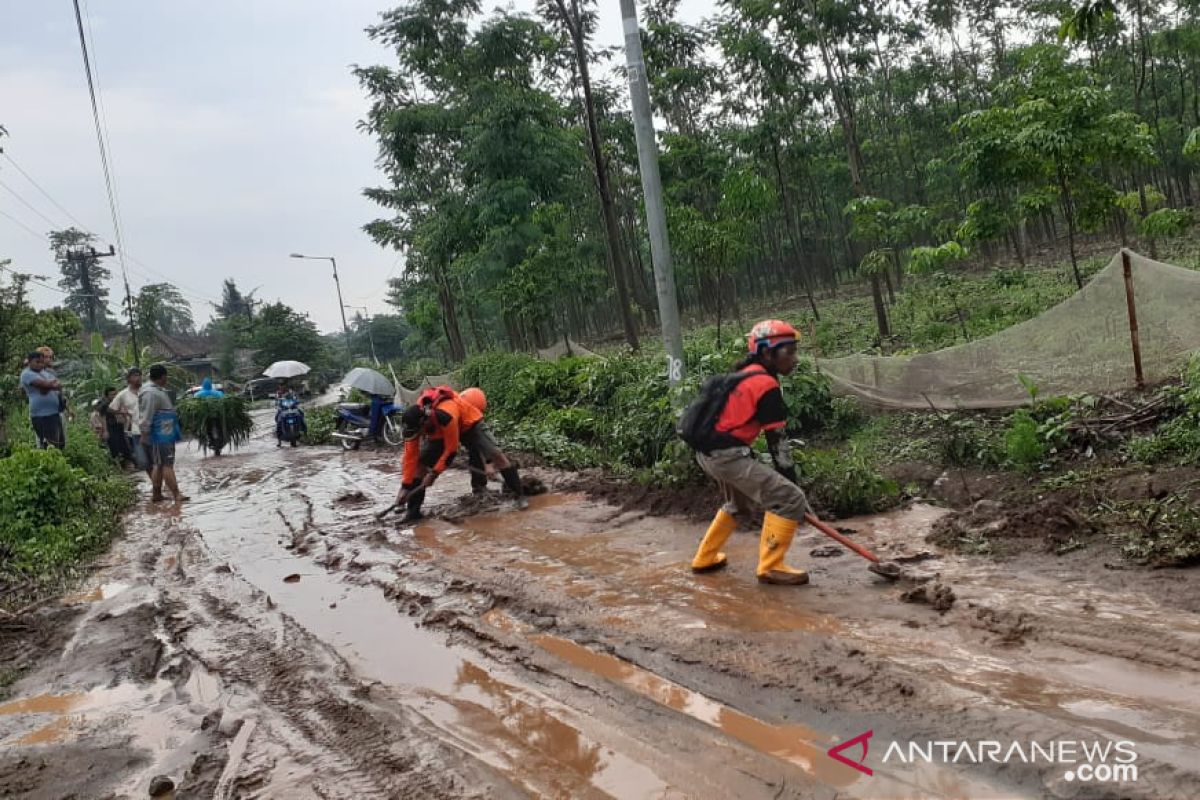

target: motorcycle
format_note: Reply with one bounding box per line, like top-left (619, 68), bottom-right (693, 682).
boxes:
top-left (332, 394), bottom-right (404, 450)
top-left (276, 394), bottom-right (307, 447)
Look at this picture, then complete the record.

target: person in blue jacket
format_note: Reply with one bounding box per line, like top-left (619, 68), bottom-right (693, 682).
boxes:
top-left (194, 378), bottom-right (225, 398)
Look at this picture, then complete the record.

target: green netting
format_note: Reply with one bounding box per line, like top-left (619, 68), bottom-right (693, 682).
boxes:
top-left (820, 250), bottom-right (1200, 410)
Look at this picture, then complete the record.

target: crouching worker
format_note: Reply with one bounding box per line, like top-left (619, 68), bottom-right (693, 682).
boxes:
top-left (394, 386), bottom-right (528, 522)
top-left (678, 320), bottom-right (810, 585)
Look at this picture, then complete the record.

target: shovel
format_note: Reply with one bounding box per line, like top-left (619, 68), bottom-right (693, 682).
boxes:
top-left (374, 466), bottom-right (498, 519)
top-left (803, 512), bottom-right (903, 580)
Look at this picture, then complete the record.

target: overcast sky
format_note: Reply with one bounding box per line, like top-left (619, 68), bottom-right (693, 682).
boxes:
top-left (1, 0), bottom-right (706, 333)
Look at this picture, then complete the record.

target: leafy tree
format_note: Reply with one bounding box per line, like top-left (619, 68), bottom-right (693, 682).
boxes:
top-left (249, 302), bottom-right (327, 369)
top-left (50, 228), bottom-right (110, 332)
top-left (0, 267), bottom-right (81, 445)
top-left (214, 278), bottom-right (257, 322)
top-left (134, 283), bottom-right (194, 341)
top-left (539, 0), bottom-right (641, 351)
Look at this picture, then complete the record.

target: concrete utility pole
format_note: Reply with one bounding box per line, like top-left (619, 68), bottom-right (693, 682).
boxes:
top-left (290, 253), bottom-right (351, 363)
top-left (68, 245), bottom-right (135, 361)
top-left (619, 0), bottom-right (685, 387)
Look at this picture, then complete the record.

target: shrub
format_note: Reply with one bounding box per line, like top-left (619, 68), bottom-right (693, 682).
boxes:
top-left (302, 404), bottom-right (338, 445)
top-left (794, 447), bottom-right (900, 516)
top-left (0, 445), bottom-right (134, 581)
top-left (1004, 410), bottom-right (1046, 470)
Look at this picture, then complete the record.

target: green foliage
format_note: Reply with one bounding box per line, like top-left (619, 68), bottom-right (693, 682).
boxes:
top-left (0, 416), bottom-right (134, 593)
top-left (177, 396), bottom-right (254, 452)
top-left (458, 340), bottom-right (841, 485)
top-left (1004, 410), bottom-right (1047, 470)
top-left (133, 283), bottom-right (194, 340)
top-left (907, 242), bottom-right (968, 276)
top-left (301, 405), bottom-right (337, 446)
top-left (938, 416), bottom-right (1003, 467)
top-left (1139, 208), bottom-right (1194, 239)
top-left (250, 302), bottom-right (328, 371)
top-left (793, 447), bottom-right (900, 517)
top-left (1129, 355), bottom-right (1200, 464)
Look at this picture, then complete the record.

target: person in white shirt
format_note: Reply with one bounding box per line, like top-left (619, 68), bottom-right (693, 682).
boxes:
top-left (111, 367), bottom-right (149, 474)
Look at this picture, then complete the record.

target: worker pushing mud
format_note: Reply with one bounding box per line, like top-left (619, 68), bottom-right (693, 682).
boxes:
top-left (679, 320), bottom-right (812, 585)
top-left (394, 385), bottom-right (528, 522)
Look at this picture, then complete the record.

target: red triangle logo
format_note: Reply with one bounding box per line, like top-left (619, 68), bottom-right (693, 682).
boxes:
top-left (827, 730), bottom-right (874, 776)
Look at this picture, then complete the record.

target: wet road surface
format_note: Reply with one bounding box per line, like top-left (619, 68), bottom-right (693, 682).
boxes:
top-left (1, 417), bottom-right (1198, 799)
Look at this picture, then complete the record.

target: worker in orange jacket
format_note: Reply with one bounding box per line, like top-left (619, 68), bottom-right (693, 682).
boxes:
top-left (394, 386), bottom-right (528, 522)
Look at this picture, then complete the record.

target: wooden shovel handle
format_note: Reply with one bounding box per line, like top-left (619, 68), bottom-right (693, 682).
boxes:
top-left (804, 512), bottom-right (880, 564)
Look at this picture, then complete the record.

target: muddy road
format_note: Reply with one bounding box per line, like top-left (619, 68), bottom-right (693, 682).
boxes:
top-left (2, 419), bottom-right (1198, 799)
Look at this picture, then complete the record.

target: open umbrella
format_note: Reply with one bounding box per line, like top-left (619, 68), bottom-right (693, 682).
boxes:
top-left (341, 367), bottom-right (394, 397)
top-left (264, 360), bottom-right (311, 379)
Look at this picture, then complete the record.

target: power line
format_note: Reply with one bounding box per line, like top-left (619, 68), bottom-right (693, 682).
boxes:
top-left (0, 177), bottom-right (59, 230)
top-left (80, 0), bottom-right (129, 258)
top-left (1, 152), bottom-right (95, 232)
top-left (2, 165), bottom-right (218, 305)
top-left (72, 0), bottom-right (138, 360)
top-left (2, 151), bottom-right (221, 305)
top-left (0, 261), bottom-right (70, 295)
top-left (0, 208), bottom-right (51, 242)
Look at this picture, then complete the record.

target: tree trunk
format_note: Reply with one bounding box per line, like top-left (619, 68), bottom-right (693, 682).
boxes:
top-left (552, 0), bottom-right (639, 351)
top-left (1057, 168), bottom-right (1083, 289)
top-left (433, 264), bottom-right (467, 362)
top-left (870, 275), bottom-right (890, 341)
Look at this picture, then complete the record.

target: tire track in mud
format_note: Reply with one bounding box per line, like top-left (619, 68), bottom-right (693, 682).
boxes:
top-left (151, 500), bottom-right (506, 799)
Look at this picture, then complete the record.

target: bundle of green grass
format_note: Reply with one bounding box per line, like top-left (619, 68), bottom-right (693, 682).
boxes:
top-left (177, 396), bottom-right (254, 453)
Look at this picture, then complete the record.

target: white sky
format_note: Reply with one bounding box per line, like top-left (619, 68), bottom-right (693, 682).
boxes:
top-left (0, 0), bottom-right (707, 333)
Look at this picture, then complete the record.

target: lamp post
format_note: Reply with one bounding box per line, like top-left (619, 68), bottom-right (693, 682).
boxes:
top-left (344, 304), bottom-right (379, 365)
top-left (289, 253), bottom-right (351, 361)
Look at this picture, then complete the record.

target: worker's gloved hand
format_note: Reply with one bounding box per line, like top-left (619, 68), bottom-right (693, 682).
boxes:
top-left (421, 472), bottom-right (437, 490)
top-left (396, 480), bottom-right (419, 504)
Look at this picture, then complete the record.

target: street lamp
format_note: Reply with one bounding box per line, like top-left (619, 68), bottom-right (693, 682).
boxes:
top-left (289, 253), bottom-right (351, 361)
top-left (344, 304), bottom-right (379, 366)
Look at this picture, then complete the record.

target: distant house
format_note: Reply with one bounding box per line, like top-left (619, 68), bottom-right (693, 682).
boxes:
top-left (105, 332), bottom-right (256, 383)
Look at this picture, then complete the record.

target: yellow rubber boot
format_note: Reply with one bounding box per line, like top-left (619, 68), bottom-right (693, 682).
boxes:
top-left (756, 512), bottom-right (809, 586)
top-left (691, 509), bottom-right (737, 573)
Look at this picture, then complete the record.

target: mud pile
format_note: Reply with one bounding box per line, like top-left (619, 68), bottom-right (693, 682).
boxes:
top-left (928, 497), bottom-right (1095, 555)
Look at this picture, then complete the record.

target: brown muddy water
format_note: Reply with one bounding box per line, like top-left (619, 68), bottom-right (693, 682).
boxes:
top-left (1, 415), bottom-right (1198, 799)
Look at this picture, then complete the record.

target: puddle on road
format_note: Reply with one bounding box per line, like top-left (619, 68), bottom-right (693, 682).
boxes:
top-left (0, 683), bottom-right (164, 748)
top-left (530, 631), bottom-right (855, 787)
top-left (426, 499), bottom-right (846, 635)
top-left (178, 467), bottom-right (683, 798)
top-left (482, 611), bottom-right (1014, 799)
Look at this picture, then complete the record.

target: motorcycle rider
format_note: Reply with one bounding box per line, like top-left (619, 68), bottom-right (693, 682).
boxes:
top-left (394, 386), bottom-right (527, 522)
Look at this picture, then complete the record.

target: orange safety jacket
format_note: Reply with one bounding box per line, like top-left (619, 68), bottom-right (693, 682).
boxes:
top-left (401, 389), bottom-right (483, 484)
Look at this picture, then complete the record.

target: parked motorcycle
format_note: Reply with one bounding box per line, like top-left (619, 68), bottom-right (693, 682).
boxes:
top-left (276, 394), bottom-right (307, 447)
top-left (332, 394), bottom-right (404, 450)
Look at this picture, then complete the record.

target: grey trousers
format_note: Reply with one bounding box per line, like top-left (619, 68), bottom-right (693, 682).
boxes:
top-left (696, 447), bottom-right (810, 522)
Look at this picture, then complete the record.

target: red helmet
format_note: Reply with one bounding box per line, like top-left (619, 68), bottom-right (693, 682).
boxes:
top-left (460, 387), bottom-right (487, 415)
top-left (747, 319), bottom-right (799, 354)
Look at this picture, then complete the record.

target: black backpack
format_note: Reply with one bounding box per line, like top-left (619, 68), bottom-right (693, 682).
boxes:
top-left (677, 371), bottom-right (759, 454)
